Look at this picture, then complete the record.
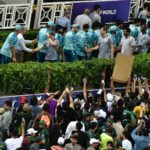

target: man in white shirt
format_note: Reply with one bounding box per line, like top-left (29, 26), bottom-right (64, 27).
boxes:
top-left (121, 131), bottom-right (132, 150)
top-left (5, 118), bottom-right (25, 150)
top-left (90, 5), bottom-right (101, 23)
top-left (15, 26), bottom-right (35, 62)
top-left (120, 28), bottom-right (136, 55)
top-left (74, 9), bottom-right (92, 30)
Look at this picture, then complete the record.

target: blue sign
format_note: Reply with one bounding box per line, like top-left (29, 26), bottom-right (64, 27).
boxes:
top-left (71, 0), bottom-right (131, 23)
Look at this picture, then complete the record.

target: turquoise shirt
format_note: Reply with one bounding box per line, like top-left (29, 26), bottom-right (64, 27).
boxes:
top-left (129, 24), bottom-right (140, 41)
top-left (55, 33), bottom-right (65, 48)
top-left (108, 25), bottom-right (123, 47)
top-left (37, 28), bottom-right (50, 53)
top-left (88, 29), bottom-right (99, 45)
top-left (64, 31), bottom-right (81, 54)
top-left (0, 32), bottom-right (17, 58)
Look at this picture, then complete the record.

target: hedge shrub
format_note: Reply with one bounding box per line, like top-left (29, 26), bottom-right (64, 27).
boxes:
top-left (0, 54), bottom-right (150, 95)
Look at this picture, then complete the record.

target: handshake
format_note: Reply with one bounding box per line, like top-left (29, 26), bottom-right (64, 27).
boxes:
top-left (32, 48), bottom-right (39, 53)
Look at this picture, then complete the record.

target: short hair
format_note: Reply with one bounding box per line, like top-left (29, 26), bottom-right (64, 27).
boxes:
top-left (43, 103), bottom-right (49, 112)
top-left (83, 24), bottom-right (90, 30)
top-left (93, 5), bottom-right (101, 11)
top-left (5, 100), bottom-right (12, 107)
top-left (144, 2), bottom-right (149, 9)
top-left (89, 122), bottom-right (97, 129)
top-left (116, 19), bottom-right (123, 26)
top-left (134, 18), bottom-right (140, 24)
top-left (11, 128), bottom-right (19, 137)
top-left (124, 28), bottom-right (131, 33)
top-left (76, 122), bottom-right (83, 130)
top-left (30, 96), bottom-right (38, 106)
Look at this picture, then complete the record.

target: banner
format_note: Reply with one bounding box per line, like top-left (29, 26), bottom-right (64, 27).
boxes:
top-left (71, 0), bottom-right (131, 23)
top-left (112, 53), bottom-right (134, 83)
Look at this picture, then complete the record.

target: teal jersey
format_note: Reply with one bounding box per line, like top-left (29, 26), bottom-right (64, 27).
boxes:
top-left (129, 24), bottom-right (140, 41)
top-left (108, 25), bottom-right (123, 47)
top-left (88, 29), bottom-right (99, 45)
top-left (0, 32), bottom-right (17, 58)
top-left (55, 33), bottom-right (65, 47)
top-left (37, 28), bottom-right (50, 53)
top-left (64, 31), bottom-right (82, 54)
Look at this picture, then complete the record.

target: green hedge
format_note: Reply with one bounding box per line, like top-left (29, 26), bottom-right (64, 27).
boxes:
top-left (0, 54), bottom-right (150, 95)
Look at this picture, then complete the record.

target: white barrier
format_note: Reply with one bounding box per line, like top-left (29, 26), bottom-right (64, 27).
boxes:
top-left (0, 0), bottom-right (34, 29)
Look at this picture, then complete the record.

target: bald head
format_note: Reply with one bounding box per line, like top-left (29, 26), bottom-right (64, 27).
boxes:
top-left (84, 9), bottom-right (90, 16)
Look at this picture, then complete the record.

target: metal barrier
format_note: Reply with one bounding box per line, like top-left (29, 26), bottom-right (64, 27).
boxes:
top-left (0, 0), bottom-right (34, 29)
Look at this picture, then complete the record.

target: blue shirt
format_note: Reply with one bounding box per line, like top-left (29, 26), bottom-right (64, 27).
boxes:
top-left (131, 127), bottom-right (150, 150)
top-left (37, 28), bottom-right (50, 53)
top-left (56, 17), bottom-right (71, 31)
top-left (0, 32), bottom-right (17, 58)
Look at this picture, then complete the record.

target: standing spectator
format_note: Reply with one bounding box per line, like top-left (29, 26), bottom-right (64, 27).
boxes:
top-left (64, 133), bottom-right (82, 150)
top-left (121, 131), bottom-right (132, 150)
top-left (38, 120), bottom-right (50, 150)
top-left (1, 101), bottom-right (12, 140)
top-left (50, 116), bottom-right (63, 146)
top-left (90, 5), bottom-right (101, 23)
top-left (63, 24), bottom-right (81, 62)
top-left (120, 28), bottom-right (136, 55)
top-left (138, 3), bottom-right (149, 19)
top-left (136, 23), bottom-right (150, 53)
top-left (15, 25), bottom-right (35, 63)
top-left (36, 20), bottom-right (56, 62)
top-left (34, 31), bottom-right (58, 62)
top-left (90, 26), bottom-right (113, 58)
top-left (5, 119), bottom-right (25, 150)
top-left (56, 11), bottom-right (71, 31)
top-left (77, 24), bottom-right (92, 59)
top-left (87, 138), bottom-right (100, 150)
top-left (51, 137), bottom-right (65, 150)
top-left (131, 121), bottom-right (150, 150)
top-left (129, 18), bottom-right (140, 43)
top-left (74, 9), bottom-right (92, 30)
top-left (0, 25), bottom-right (22, 64)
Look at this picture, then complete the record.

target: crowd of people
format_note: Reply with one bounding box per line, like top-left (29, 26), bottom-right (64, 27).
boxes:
top-left (0, 74), bottom-right (150, 150)
top-left (1, 3), bottom-right (150, 64)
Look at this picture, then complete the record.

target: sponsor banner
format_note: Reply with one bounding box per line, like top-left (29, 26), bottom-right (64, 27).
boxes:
top-left (71, 0), bottom-right (130, 23)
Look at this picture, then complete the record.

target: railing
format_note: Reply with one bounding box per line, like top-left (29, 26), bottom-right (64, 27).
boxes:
top-left (34, 0), bottom-right (72, 29)
top-left (0, 0), bottom-right (34, 29)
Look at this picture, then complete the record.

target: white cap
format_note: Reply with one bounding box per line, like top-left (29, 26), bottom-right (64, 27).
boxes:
top-left (107, 93), bottom-right (113, 102)
top-left (27, 128), bottom-right (38, 135)
top-left (37, 96), bottom-right (42, 101)
top-left (90, 138), bottom-right (100, 145)
top-left (97, 89), bottom-right (102, 95)
top-left (57, 137), bottom-right (65, 145)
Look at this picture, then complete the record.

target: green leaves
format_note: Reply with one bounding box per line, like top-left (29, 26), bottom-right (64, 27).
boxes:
top-left (0, 54), bottom-right (149, 95)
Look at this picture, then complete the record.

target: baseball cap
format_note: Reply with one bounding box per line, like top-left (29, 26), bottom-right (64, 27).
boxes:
top-left (39, 120), bottom-right (46, 125)
top-left (47, 21), bottom-right (56, 27)
top-left (15, 24), bottom-right (25, 31)
top-left (20, 96), bottom-right (27, 104)
top-left (89, 138), bottom-right (99, 145)
top-left (107, 93), bottom-right (113, 102)
top-left (71, 24), bottom-right (80, 29)
top-left (27, 128), bottom-right (38, 135)
top-left (57, 137), bottom-right (65, 145)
